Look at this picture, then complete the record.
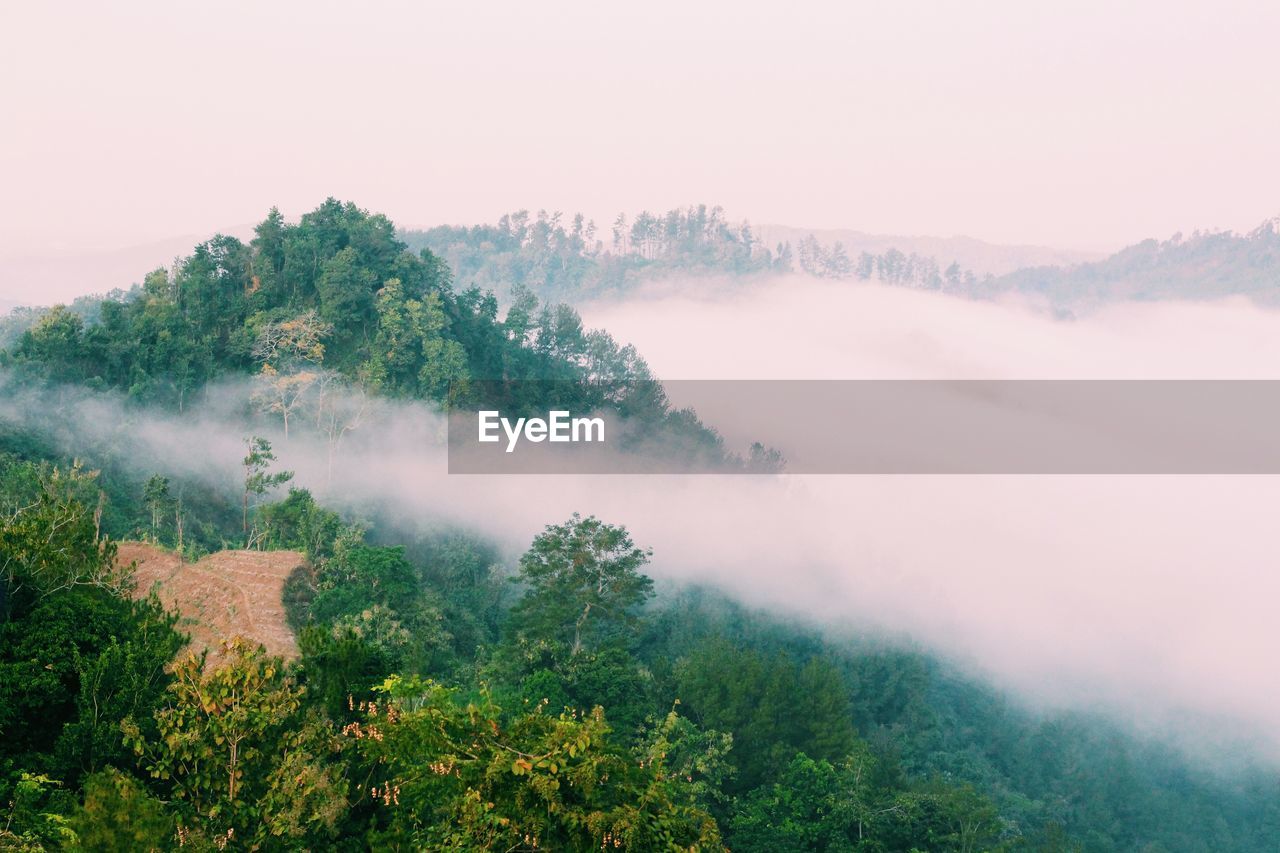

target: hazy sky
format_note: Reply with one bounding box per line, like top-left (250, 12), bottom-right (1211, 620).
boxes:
top-left (3, 0), bottom-right (1280, 259)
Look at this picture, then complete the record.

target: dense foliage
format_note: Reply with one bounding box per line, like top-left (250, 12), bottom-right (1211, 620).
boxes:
top-left (0, 200), bottom-right (736, 472)
top-left (3, 469), bottom-right (1279, 850)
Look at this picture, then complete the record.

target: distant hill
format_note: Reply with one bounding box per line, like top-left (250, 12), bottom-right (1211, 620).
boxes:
top-left (768, 216), bottom-right (1280, 309)
top-left (402, 205), bottom-right (784, 303)
top-left (12, 208), bottom-right (1279, 316)
top-left (407, 207), bottom-right (1105, 302)
top-left (756, 224), bottom-right (1101, 278)
top-left (978, 218), bottom-right (1280, 307)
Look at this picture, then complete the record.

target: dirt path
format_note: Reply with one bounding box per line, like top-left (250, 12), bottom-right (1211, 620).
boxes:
top-left (117, 542), bottom-right (306, 666)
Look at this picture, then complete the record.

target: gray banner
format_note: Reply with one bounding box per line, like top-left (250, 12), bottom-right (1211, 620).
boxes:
top-left (447, 380), bottom-right (1280, 474)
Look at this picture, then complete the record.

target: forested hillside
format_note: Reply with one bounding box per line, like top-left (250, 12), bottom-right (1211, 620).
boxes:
top-left (403, 206), bottom-right (785, 303)
top-left (980, 219), bottom-right (1280, 306)
top-left (402, 206), bottom-right (992, 301)
top-left (404, 207), bottom-right (1280, 310)
top-left (2, 201), bottom-right (1279, 851)
top-left (786, 216), bottom-right (1280, 307)
top-left (0, 199), bottom-right (738, 470)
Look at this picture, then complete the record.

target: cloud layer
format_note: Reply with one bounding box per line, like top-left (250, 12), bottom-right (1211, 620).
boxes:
top-left (6, 277), bottom-right (1280, 762)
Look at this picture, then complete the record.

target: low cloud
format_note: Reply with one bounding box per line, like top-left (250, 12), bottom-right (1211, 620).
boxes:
top-left (5, 276), bottom-right (1280, 765)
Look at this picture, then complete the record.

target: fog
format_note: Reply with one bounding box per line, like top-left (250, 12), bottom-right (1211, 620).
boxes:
top-left (5, 276), bottom-right (1280, 763)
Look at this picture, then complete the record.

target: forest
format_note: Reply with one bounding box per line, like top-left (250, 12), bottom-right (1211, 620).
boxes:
top-left (402, 206), bottom-right (986, 303)
top-left (2, 200), bottom-right (1279, 851)
top-left (979, 219), bottom-right (1280, 306)
top-left (402, 206), bottom-right (1280, 310)
top-left (403, 206), bottom-right (784, 303)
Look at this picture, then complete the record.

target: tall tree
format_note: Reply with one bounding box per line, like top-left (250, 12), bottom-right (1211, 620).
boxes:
top-left (241, 437), bottom-right (293, 546)
top-left (507, 515), bottom-right (654, 661)
top-left (142, 475), bottom-right (170, 544)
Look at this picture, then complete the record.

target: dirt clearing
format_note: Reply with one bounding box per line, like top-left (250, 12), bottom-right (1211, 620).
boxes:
top-left (117, 542), bottom-right (306, 666)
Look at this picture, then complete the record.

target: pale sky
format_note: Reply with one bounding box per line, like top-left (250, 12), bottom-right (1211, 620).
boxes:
top-left (3, 0), bottom-right (1279, 262)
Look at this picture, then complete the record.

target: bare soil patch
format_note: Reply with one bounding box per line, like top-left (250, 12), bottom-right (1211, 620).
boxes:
top-left (117, 542), bottom-right (305, 666)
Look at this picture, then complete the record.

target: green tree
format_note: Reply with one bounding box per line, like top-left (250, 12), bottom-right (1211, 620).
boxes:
top-left (0, 773), bottom-right (77, 850)
top-left (350, 674), bottom-right (724, 851)
top-left (316, 246), bottom-right (377, 351)
top-left (142, 475), bottom-right (170, 544)
top-left (507, 514), bottom-right (654, 663)
top-left (729, 750), bottom-right (1008, 853)
top-left (241, 436), bottom-right (293, 546)
top-left (53, 595), bottom-right (184, 782)
top-left (638, 708), bottom-right (735, 818)
top-left (0, 465), bottom-right (183, 793)
top-left (15, 306), bottom-right (85, 383)
top-left (729, 754), bottom-right (859, 853)
top-left (881, 780), bottom-right (1007, 853)
top-left (675, 639), bottom-right (856, 793)
top-left (0, 465), bottom-right (122, 621)
top-left (123, 639), bottom-right (347, 849)
top-left (257, 488), bottom-right (343, 559)
top-left (72, 768), bottom-right (173, 852)
top-left (370, 278), bottom-right (468, 399)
